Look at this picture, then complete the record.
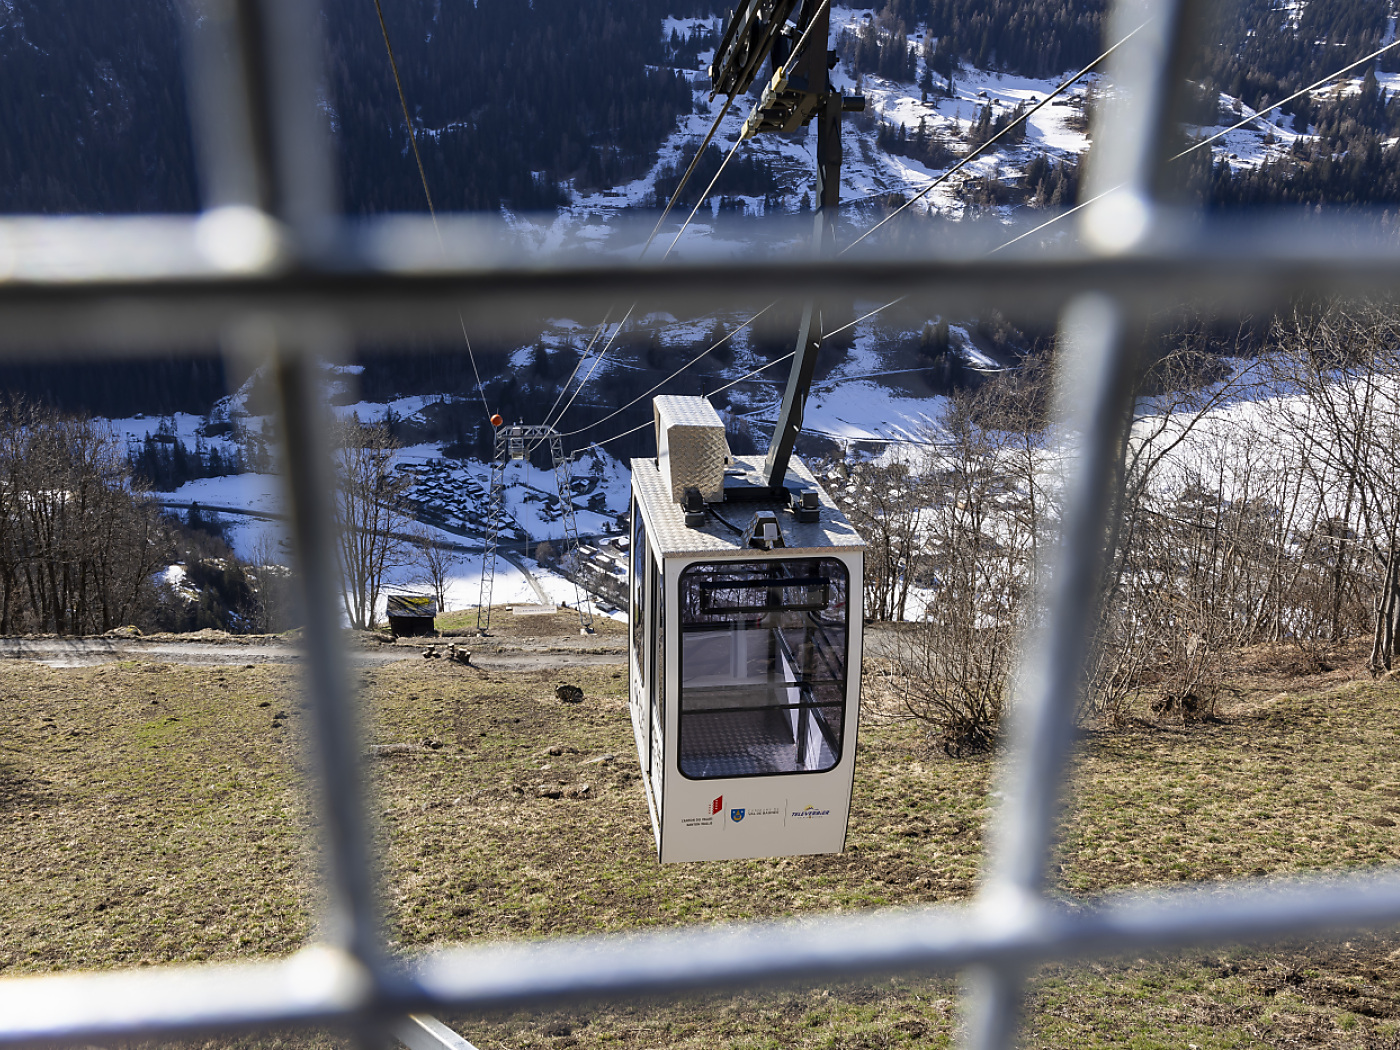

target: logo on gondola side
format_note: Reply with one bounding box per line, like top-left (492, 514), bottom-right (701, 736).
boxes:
top-left (730, 808), bottom-right (745, 823)
top-left (790, 805), bottom-right (832, 819)
top-left (683, 796), bottom-right (724, 829)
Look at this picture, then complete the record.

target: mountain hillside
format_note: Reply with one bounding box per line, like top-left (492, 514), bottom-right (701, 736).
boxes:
top-left (5, 0), bottom-right (1400, 424)
top-left (4, 0), bottom-right (1400, 219)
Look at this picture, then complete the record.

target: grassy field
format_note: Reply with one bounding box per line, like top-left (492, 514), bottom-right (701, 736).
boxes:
top-left (4, 619), bottom-right (1400, 1048)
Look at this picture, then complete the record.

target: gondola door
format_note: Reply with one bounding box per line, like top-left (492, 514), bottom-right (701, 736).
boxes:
top-left (629, 498), bottom-right (663, 850)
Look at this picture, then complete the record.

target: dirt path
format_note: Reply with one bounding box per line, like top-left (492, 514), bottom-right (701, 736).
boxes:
top-left (0, 637), bottom-right (625, 670)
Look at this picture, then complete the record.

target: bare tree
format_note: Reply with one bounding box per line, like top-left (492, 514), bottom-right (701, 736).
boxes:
top-left (0, 401), bottom-right (165, 635)
top-left (850, 301), bottom-right (1400, 741)
top-left (839, 456), bottom-right (932, 622)
top-left (1084, 341), bottom-right (1262, 720)
top-left (332, 417), bottom-right (411, 630)
top-left (1266, 302), bottom-right (1400, 670)
top-left (246, 532), bottom-right (296, 634)
top-left (413, 526), bottom-right (460, 615)
top-left (880, 384), bottom-right (1048, 752)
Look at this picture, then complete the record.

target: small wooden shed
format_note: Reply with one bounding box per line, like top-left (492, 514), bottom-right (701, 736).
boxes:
top-left (386, 594), bottom-right (437, 637)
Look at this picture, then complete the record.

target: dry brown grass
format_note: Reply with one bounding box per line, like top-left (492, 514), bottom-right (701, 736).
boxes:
top-left (3, 632), bottom-right (1400, 1047)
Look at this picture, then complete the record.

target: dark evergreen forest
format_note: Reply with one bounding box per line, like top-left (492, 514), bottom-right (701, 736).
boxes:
top-left (8, 0), bottom-right (1395, 222)
top-left (5, 0), bottom-right (1400, 421)
top-left (0, 1), bottom-right (198, 213)
top-left (0, 0), bottom-right (712, 216)
top-left (322, 0), bottom-right (707, 212)
top-left (0, 0), bottom-right (712, 413)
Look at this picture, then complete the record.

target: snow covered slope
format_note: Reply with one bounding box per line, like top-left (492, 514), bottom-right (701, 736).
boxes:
top-left (106, 6), bottom-right (1381, 623)
top-left (564, 7), bottom-right (1094, 234)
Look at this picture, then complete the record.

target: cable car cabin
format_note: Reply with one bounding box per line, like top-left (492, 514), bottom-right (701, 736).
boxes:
top-left (629, 396), bottom-right (864, 863)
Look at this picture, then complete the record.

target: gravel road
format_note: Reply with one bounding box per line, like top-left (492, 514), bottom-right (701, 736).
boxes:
top-left (0, 637), bottom-right (626, 670)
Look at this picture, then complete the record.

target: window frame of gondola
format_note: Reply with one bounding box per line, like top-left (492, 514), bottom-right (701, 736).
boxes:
top-left (675, 556), bottom-right (850, 781)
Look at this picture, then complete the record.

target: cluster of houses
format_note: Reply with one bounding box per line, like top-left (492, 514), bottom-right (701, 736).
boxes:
top-left (565, 534), bottom-right (630, 612)
top-left (389, 455), bottom-right (632, 615)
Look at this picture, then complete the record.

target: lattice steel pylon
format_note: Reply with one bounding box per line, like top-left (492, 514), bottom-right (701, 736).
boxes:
top-left (476, 424), bottom-right (593, 633)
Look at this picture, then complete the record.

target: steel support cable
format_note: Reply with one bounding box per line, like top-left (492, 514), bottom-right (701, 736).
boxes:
top-left (575, 0), bottom-right (1130, 447)
top-left (640, 93), bottom-right (740, 258)
top-left (815, 202), bottom-right (1095, 339)
top-left (814, 33), bottom-right (1400, 336)
top-left (986, 191), bottom-right (1107, 254)
top-left (370, 0), bottom-right (491, 417)
top-left (557, 302), bottom-right (776, 439)
top-left (553, 12), bottom-right (1400, 433)
top-left (1168, 35), bottom-right (1400, 162)
top-left (546, 303), bottom-right (637, 438)
top-left (563, 39), bottom-right (814, 436)
top-left (662, 137), bottom-right (748, 259)
top-left (538, 306), bottom-right (617, 432)
top-left (820, 295), bottom-right (908, 342)
top-left (736, 415), bottom-right (940, 444)
top-left (565, 0), bottom-right (839, 448)
top-left (553, 1), bottom-right (835, 441)
top-left (662, 0), bottom-right (834, 260)
top-left (841, 22), bottom-right (1149, 254)
top-left (986, 37), bottom-right (1400, 255)
top-left (545, 76), bottom-right (765, 434)
top-left (580, 418), bottom-right (654, 449)
top-left (540, 94), bottom-right (742, 433)
top-left (581, 347), bottom-right (798, 450)
top-left (707, 348), bottom-right (796, 396)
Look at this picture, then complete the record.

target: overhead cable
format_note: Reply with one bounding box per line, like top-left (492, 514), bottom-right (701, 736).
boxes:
top-left (370, 0), bottom-right (491, 418)
top-left (588, 14), bottom-right (1400, 456)
top-left (841, 21), bottom-right (1148, 254)
top-left (559, 303), bottom-right (777, 438)
top-left (548, 304), bottom-right (638, 435)
top-left (986, 36), bottom-right (1400, 255)
top-left (821, 296), bottom-right (908, 341)
top-left (545, 96), bottom-right (737, 433)
top-left (583, 348), bottom-right (797, 451)
top-left (574, 9), bottom-right (1133, 450)
top-left (639, 93), bottom-right (739, 258)
top-left (540, 306), bottom-right (617, 430)
top-left (663, 0), bottom-right (834, 260)
top-left (1168, 35), bottom-right (1400, 162)
top-left (550, 7), bottom-right (797, 432)
top-left (573, 0), bottom-right (840, 445)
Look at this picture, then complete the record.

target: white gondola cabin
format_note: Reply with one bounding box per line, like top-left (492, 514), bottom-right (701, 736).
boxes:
top-left (629, 396), bottom-right (864, 863)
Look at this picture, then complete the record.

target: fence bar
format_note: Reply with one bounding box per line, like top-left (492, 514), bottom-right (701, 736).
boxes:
top-left (962, 1), bottom-right (1202, 1040)
top-left (198, 0), bottom-right (390, 988)
top-left (4, 225), bottom-right (1400, 354)
top-left (964, 295), bottom-right (1141, 1048)
top-left (4, 0), bottom-right (1400, 1044)
top-left (255, 320), bottom-right (389, 977)
top-left (1078, 0), bottom-right (1202, 251)
top-left (4, 871), bottom-right (1400, 1045)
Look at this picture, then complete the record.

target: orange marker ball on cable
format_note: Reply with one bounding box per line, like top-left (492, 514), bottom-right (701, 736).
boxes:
top-left (490, 414), bottom-right (503, 427)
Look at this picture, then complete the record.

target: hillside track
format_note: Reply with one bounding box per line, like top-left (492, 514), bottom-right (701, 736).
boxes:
top-left (0, 635), bottom-right (625, 670)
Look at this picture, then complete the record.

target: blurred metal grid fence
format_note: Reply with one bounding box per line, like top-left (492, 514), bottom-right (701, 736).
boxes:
top-left (2, 0), bottom-right (1399, 1047)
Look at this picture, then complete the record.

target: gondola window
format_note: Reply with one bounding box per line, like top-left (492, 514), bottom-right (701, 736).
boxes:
top-left (678, 558), bottom-right (849, 779)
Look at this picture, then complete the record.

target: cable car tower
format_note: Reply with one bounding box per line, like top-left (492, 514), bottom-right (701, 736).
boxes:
top-left (477, 423), bottom-right (593, 634)
top-left (629, 0), bottom-right (866, 863)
